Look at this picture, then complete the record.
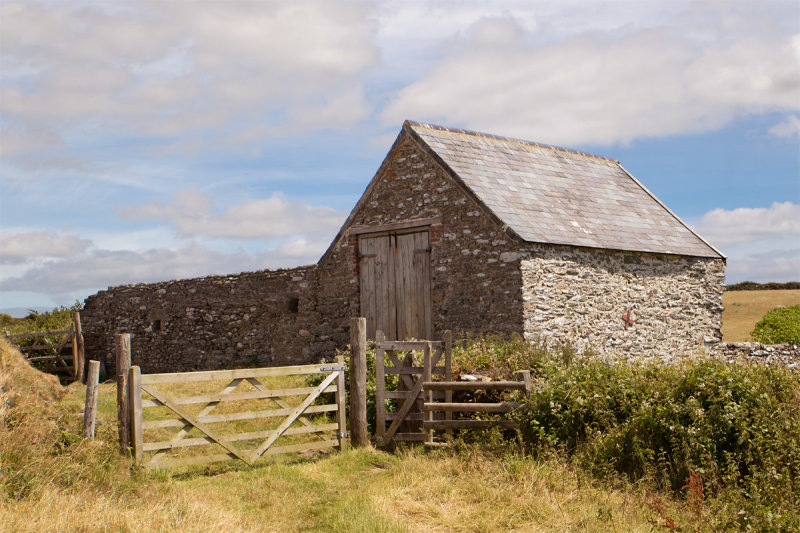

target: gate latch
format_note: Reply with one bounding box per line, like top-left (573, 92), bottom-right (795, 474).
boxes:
top-left (337, 432), bottom-right (350, 438)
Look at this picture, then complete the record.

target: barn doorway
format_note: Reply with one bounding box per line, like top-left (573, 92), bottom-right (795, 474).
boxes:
top-left (358, 229), bottom-right (432, 341)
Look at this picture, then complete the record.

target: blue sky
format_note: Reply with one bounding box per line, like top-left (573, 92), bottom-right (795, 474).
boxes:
top-left (1, 0), bottom-right (799, 315)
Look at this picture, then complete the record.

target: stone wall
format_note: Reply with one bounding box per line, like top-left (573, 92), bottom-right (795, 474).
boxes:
top-left (520, 244), bottom-right (726, 360)
top-left (81, 128), bottom-right (727, 373)
top-left (81, 266), bottom-right (345, 374)
top-left (713, 342), bottom-right (800, 368)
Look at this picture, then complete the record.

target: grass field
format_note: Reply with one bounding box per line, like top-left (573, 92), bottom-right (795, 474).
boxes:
top-left (1, 338), bottom-right (702, 532)
top-left (721, 289), bottom-right (800, 341)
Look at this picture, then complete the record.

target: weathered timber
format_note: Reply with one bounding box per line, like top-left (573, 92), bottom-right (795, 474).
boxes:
top-left (423, 381), bottom-right (529, 391)
top-left (83, 360), bottom-right (100, 438)
top-left (423, 402), bottom-right (525, 413)
top-left (349, 317), bottom-right (367, 447)
top-left (142, 424), bottom-right (339, 452)
top-left (128, 366), bottom-right (143, 461)
top-left (141, 404), bottom-right (338, 429)
top-left (139, 385), bottom-right (337, 408)
top-left (73, 312), bottom-right (85, 382)
top-left (423, 420), bottom-right (519, 430)
top-left (335, 355), bottom-right (348, 451)
top-left (116, 333), bottom-right (131, 453)
top-left (140, 363), bottom-right (345, 384)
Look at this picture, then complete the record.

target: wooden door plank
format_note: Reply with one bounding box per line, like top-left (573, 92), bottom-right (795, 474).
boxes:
top-left (246, 378), bottom-right (328, 441)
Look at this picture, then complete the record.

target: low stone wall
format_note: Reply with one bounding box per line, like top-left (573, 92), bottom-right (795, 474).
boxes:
top-left (81, 265), bottom-right (348, 374)
top-left (520, 244), bottom-right (726, 360)
top-left (713, 342), bottom-right (800, 368)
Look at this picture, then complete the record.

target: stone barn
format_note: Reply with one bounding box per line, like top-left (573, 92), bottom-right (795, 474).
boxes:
top-left (82, 120), bottom-right (726, 373)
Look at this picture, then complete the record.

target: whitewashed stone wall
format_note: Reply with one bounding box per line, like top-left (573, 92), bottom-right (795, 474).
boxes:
top-left (520, 244), bottom-right (726, 360)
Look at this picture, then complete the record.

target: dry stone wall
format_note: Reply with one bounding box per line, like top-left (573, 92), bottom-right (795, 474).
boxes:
top-left (81, 128), bottom-right (727, 373)
top-left (519, 244), bottom-right (726, 360)
top-left (713, 342), bottom-right (800, 368)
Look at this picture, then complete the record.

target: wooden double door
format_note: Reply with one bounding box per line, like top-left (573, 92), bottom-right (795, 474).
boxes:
top-left (359, 230), bottom-right (433, 341)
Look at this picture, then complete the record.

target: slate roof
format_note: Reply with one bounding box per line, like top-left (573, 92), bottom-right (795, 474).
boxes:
top-left (406, 121), bottom-right (723, 258)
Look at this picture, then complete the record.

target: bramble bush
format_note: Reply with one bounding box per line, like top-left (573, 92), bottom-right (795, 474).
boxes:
top-left (751, 305), bottom-right (800, 344)
top-left (515, 357), bottom-right (800, 530)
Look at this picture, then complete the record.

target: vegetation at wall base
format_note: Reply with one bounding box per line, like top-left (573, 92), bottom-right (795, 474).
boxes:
top-left (750, 304), bottom-right (800, 344)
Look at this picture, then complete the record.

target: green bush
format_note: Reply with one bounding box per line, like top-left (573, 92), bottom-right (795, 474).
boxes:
top-left (515, 358), bottom-right (800, 530)
top-left (751, 305), bottom-right (800, 344)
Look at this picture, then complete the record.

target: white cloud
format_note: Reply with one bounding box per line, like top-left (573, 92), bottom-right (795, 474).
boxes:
top-left (725, 248), bottom-right (800, 283)
top-left (0, 240), bottom-right (328, 299)
top-left (694, 202), bottom-right (800, 247)
top-left (381, 8), bottom-right (800, 146)
top-left (769, 115), bottom-right (800, 138)
top-left (119, 188), bottom-right (347, 240)
top-left (0, 0), bottom-right (379, 162)
top-left (0, 231), bottom-right (92, 264)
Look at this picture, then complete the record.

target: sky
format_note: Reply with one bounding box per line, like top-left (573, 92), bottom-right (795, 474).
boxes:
top-left (1, 0), bottom-right (799, 316)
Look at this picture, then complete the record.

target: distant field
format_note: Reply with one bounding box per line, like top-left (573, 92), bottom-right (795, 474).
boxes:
top-left (722, 289), bottom-right (800, 342)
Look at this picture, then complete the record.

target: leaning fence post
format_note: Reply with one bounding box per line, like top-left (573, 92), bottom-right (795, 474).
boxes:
top-left (83, 360), bottom-right (100, 438)
top-left (73, 311), bottom-right (85, 383)
top-left (335, 355), bottom-right (349, 452)
top-left (128, 366), bottom-right (143, 462)
top-left (116, 333), bottom-right (131, 453)
top-left (349, 317), bottom-right (368, 447)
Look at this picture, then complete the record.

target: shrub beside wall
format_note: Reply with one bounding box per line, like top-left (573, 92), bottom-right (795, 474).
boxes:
top-left (751, 305), bottom-right (800, 345)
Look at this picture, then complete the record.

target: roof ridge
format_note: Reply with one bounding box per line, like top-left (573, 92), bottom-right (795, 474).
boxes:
top-left (405, 120), bottom-right (618, 164)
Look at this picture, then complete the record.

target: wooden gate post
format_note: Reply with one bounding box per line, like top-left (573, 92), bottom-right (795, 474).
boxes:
top-left (335, 356), bottom-right (349, 452)
top-left (349, 317), bottom-right (368, 447)
top-left (128, 366), bottom-right (143, 462)
top-left (374, 330), bottom-right (386, 442)
top-left (116, 333), bottom-right (131, 453)
top-left (83, 360), bottom-right (100, 438)
top-left (73, 311), bottom-right (85, 383)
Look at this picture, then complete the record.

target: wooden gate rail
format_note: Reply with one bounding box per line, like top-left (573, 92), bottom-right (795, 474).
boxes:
top-left (422, 370), bottom-right (531, 434)
top-left (5, 312), bottom-right (85, 381)
top-left (128, 361), bottom-right (348, 470)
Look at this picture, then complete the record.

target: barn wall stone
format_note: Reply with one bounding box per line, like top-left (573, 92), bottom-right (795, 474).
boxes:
top-left (81, 129), bottom-right (726, 373)
top-left (519, 245), bottom-right (726, 360)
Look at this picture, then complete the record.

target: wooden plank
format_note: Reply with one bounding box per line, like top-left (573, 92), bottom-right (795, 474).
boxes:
top-left (141, 383), bottom-right (252, 465)
top-left (515, 370), bottom-right (532, 396)
top-left (385, 234), bottom-right (397, 340)
top-left (424, 341), bottom-right (433, 444)
top-left (384, 390), bottom-right (445, 400)
top-left (386, 412), bottom-right (427, 421)
top-left (384, 366), bottom-right (445, 375)
top-left (141, 403), bottom-right (338, 428)
top-left (423, 381), bottom-right (529, 391)
top-left (129, 366), bottom-right (143, 461)
top-left (386, 350), bottom-right (417, 391)
top-left (8, 329), bottom-right (73, 339)
top-left (73, 311), bottom-right (84, 383)
top-left (359, 235), bottom-right (377, 339)
top-left (375, 329), bottom-right (386, 440)
top-left (377, 341), bottom-right (443, 351)
top-left (423, 420), bottom-right (519, 430)
top-left (140, 363), bottom-right (345, 384)
top-left (249, 371), bottom-right (339, 462)
top-left (143, 424), bottom-right (339, 451)
top-left (423, 402), bottom-right (525, 413)
top-left (335, 356), bottom-right (348, 451)
top-left (139, 385), bottom-right (337, 408)
top-left (348, 217), bottom-right (441, 236)
top-left (116, 333), bottom-right (131, 453)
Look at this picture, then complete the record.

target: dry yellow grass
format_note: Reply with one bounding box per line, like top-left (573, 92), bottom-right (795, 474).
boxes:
top-left (722, 289), bottom-right (800, 341)
top-left (1, 338), bottom-right (703, 532)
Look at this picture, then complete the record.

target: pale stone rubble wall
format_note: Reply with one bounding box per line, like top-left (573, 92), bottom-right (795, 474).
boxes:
top-left (82, 129), bottom-right (729, 373)
top-left (713, 342), bottom-right (800, 368)
top-left (519, 244), bottom-right (726, 360)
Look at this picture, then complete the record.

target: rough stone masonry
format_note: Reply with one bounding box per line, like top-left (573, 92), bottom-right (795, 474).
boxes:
top-left (82, 121), bottom-right (727, 374)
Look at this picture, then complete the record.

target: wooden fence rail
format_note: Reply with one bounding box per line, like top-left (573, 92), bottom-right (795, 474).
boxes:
top-left (128, 361), bottom-right (348, 470)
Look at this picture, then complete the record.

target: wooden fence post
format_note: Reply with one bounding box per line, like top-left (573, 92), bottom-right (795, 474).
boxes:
top-left (128, 366), bottom-right (143, 462)
top-left (116, 333), bottom-right (131, 453)
top-left (424, 341), bottom-right (433, 444)
top-left (349, 317), bottom-right (368, 447)
top-left (73, 311), bottom-right (85, 383)
top-left (514, 370), bottom-right (531, 397)
top-left (83, 360), bottom-right (100, 438)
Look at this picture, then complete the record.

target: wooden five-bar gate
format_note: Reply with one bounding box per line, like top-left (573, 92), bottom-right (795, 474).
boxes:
top-left (374, 330), bottom-right (531, 446)
top-left (127, 361), bottom-right (347, 469)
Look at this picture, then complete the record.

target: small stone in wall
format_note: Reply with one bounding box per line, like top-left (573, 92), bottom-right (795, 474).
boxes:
top-left (298, 329), bottom-right (311, 337)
